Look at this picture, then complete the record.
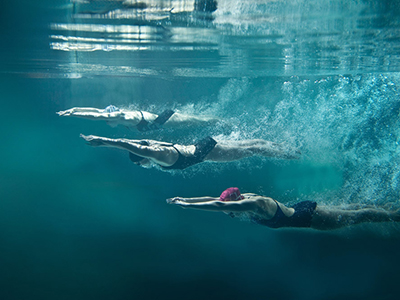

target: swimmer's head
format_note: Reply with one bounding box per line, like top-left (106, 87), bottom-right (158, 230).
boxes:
top-left (128, 152), bottom-right (148, 166)
top-left (104, 105), bottom-right (120, 113)
top-left (135, 158), bottom-right (151, 167)
top-left (220, 187), bottom-right (244, 202)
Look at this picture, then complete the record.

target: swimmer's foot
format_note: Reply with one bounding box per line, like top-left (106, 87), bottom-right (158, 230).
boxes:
top-left (262, 143), bottom-right (301, 160)
top-left (80, 134), bottom-right (105, 147)
top-left (282, 145), bottom-right (302, 160)
top-left (390, 208), bottom-right (400, 222)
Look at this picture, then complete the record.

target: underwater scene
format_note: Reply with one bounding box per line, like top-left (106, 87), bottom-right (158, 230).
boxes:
top-left (2, 0), bottom-right (400, 299)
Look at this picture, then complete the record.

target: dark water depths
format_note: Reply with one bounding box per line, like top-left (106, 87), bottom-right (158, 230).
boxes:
top-left (2, 1), bottom-right (400, 300)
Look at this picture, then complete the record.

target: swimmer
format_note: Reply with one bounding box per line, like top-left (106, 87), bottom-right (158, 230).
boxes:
top-left (57, 105), bottom-right (218, 131)
top-left (80, 135), bottom-right (301, 170)
top-left (167, 187), bottom-right (400, 230)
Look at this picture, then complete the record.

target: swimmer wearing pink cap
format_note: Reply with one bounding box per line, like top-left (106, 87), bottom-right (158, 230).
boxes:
top-left (219, 187), bottom-right (245, 202)
top-left (167, 188), bottom-right (400, 230)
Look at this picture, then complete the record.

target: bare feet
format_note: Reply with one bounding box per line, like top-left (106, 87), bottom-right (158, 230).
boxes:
top-left (262, 142), bottom-right (301, 159)
top-left (279, 143), bottom-right (301, 160)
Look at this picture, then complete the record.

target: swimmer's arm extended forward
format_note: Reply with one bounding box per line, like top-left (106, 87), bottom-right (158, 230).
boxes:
top-left (57, 106), bottom-right (216, 127)
top-left (57, 107), bottom-right (110, 118)
top-left (167, 197), bottom-right (259, 212)
top-left (80, 134), bottom-right (178, 166)
top-left (57, 106), bottom-right (147, 125)
top-left (166, 196), bottom-right (218, 203)
top-left (80, 134), bottom-right (152, 156)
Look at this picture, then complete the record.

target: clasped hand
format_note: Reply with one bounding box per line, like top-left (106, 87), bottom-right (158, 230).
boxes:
top-left (166, 197), bottom-right (185, 204)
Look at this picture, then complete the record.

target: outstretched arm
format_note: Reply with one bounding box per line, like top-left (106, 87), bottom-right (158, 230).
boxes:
top-left (167, 196), bottom-right (219, 203)
top-left (58, 107), bottom-right (109, 117)
top-left (167, 197), bottom-right (260, 212)
top-left (57, 107), bottom-right (217, 128)
top-left (57, 106), bottom-right (128, 121)
top-left (81, 134), bottom-right (152, 154)
top-left (80, 134), bottom-right (178, 166)
top-left (57, 106), bottom-right (150, 128)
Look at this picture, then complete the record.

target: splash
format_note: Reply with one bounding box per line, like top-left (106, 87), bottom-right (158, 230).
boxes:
top-left (264, 74), bottom-right (400, 205)
top-left (185, 73), bottom-right (400, 207)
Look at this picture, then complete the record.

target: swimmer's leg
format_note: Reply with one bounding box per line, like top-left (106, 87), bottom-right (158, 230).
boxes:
top-left (206, 140), bottom-right (300, 161)
top-left (329, 203), bottom-right (379, 210)
top-left (311, 205), bottom-right (400, 230)
top-left (252, 141), bottom-right (301, 159)
top-left (164, 112), bottom-right (219, 127)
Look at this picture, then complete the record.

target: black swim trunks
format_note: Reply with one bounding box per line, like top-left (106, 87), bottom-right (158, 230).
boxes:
top-left (162, 136), bottom-right (217, 170)
top-left (252, 200), bottom-right (317, 228)
top-left (136, 109), bottom-right (175, 132)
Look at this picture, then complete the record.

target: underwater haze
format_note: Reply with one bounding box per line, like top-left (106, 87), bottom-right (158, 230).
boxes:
top-left (2, 0), bottom-right (400, 299)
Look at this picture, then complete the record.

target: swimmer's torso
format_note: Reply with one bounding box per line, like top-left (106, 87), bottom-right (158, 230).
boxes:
top-left (227, 194), bottom-right (295, 220)
top-left (141, 141), bottom-right (195, 167)
top-left (106, 110), bottom-right (157, 128)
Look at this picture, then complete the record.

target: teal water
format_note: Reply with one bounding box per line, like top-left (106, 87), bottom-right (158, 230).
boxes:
top-left (2, 1), bottom-right (400, 299)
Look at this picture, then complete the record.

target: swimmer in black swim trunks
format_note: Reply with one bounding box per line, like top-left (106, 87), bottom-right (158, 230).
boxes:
top-left (57, 105), bottom-right (218, 131)
top-left (167, 187), bottom-right (400, 230)
top-left (80, 134), bottom-right (301, 170)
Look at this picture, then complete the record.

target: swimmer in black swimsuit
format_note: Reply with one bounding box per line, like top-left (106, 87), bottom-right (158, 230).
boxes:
top-left (57, 105), bottom-right (218, 131)
top-left (80, 134), bottom-right (301, 170)
top-left (167, 187), bottom-right (400, 230)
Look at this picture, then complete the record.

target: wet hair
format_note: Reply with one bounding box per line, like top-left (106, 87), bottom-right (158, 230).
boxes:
top-left (139, 140), bottom-right (150, 146)
top-left (104, 105), bottom-right (120, 113)
top-left (220, 187), bottom-right (245, 202)
top-left (129, 152), bottom-right (144, 163)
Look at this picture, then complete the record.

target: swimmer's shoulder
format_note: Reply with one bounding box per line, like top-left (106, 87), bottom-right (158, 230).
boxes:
top-left (242, 194), bottom-right (276, 206)
top-left (242, 193), bottom-right (264, 198)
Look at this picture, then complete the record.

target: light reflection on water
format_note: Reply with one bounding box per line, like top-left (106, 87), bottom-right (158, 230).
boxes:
top-left (45, 0), bottom-right (400, 78)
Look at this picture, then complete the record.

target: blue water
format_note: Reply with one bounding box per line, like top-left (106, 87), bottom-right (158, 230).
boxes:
top-left (2, 1), bottom-right (400, 299)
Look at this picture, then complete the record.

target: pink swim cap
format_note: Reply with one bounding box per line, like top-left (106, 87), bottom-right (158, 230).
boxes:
top-left (220, 187), bottom-right (245, 202)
